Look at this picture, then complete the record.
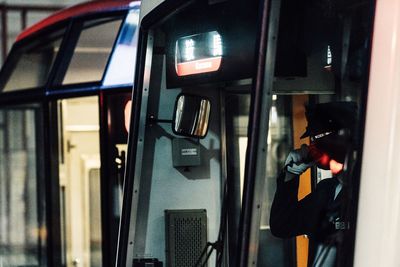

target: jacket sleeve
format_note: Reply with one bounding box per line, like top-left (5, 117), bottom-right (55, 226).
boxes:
top-left (269, 170), bottom-right (319, 238)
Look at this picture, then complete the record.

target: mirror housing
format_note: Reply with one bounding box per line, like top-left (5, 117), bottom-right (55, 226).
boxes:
top-left (172, 94), bottom-right (211, 138)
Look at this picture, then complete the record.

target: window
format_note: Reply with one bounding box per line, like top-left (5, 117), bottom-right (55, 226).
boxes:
top-left (0, 105), bottom-right (46, 266)
top-left (0, 30), bottom-right (64, 92)
top-left (103, 7), bottom-right (140, 86)
top-left (62, 17), bottom-right (124, 85)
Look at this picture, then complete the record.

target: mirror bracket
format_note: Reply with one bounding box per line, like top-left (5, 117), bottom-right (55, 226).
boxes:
top-left (147, 115), bottom-right (173, 126)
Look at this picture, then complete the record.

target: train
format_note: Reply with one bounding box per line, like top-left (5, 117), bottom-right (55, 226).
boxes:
top-left (0, 1), bottom-right (140, 266)
top-left (1, 0), bottom-right (399, 266)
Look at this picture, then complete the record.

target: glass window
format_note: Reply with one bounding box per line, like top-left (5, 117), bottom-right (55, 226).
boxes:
top-left (0, 30), bottom-right (64, 92)
top-left (103, 6), bottom-right (140, 86)
top-left (57, 96), bottom-right (102, 267)
top-left (101, 92), bottom-right (131, 266)
top-left (62, 17), bottom-right (124, 85)
top-left (256, 1), bottom-right (374, 266)
top-left (0, 105), bottom-right (46, 266)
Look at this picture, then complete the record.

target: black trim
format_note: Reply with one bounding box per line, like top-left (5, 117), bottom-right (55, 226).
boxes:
top-left (34, 104), bottom-right (47, 265)
top-left (99, 91), bottom-right (113, 267)
top-left (0, 84), bottom-right (132, 105)
top-left (47, 19), bottom-right (80, 86)
top-left (45, 100), bottom-right (63, 266)
top-left (0, 89), bottom-right (45, 105)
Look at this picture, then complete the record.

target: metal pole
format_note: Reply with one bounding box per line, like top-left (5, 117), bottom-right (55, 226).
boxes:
top-left (21, 8), bottom-right (27, 30)
top-left (1, 6), bottom-right (7, 63)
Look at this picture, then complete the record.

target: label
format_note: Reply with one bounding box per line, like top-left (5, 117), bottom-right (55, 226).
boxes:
top-left (181, 148), bottom-right (198, 156)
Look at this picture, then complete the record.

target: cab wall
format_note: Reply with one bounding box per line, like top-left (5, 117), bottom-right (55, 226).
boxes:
top-left (133, 53), bottom-right (222, 263)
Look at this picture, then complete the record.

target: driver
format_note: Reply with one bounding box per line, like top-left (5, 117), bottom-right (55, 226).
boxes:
top-left (269, 101), bottom-right (358, 267)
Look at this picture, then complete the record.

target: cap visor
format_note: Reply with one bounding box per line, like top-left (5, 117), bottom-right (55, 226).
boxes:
top-left (300, 130), bottom-right (309, 139)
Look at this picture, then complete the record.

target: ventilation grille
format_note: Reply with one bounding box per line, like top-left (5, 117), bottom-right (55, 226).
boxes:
top-left (165, 209), bottom-right (207, 267)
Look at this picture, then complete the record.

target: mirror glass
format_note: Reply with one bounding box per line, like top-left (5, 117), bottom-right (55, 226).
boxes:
top-left (173, 94), bottom-right (211, 138)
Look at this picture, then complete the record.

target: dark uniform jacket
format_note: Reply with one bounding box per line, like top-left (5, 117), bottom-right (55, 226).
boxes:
top-left (270, 171), bottom-right (343, 266)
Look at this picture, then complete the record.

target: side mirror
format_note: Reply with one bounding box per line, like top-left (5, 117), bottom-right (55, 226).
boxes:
top-left (173, 94), bottom-right (211, 138)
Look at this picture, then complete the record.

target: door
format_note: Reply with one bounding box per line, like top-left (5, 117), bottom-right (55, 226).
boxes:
top-left (57, 96), bottom-right (102, 267)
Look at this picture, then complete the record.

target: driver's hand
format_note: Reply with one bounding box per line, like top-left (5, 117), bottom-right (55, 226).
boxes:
top-left (284, 144), bottom-right (314, 177)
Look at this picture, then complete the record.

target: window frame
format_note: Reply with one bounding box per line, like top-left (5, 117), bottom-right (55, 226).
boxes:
top-left (48, 11), bottom-right (127, 90)
top-left (0, 10), bottom-right (130, 98)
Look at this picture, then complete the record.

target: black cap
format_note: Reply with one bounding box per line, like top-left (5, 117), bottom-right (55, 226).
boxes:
top-left (300, 101), bottom-right (358, 139)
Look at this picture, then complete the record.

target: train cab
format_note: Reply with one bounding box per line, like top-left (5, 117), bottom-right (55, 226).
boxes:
top-left (117, 0), bottom-right (380, 267)
top-left (0, 1), bottom-right (140, 266)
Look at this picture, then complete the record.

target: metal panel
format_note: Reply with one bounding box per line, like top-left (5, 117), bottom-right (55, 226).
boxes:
top-left (124, 31), bottom-right (154, 267)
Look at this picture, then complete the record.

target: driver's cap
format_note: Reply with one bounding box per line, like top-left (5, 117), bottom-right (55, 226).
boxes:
top-left (300, 101), bottom-right (358, 139)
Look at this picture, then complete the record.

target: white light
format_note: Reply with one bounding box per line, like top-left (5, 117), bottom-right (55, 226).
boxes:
top-left (103, 9), bottom-right (139, 86)
top-left (212, 33), bottom-right (222, 56)
top-left (327, 45), bottom-right (332, 65)
top-left (125, 10), bottom-right (139, 25)
top-left (184, 39), bottom-right (195, 61)
top-left (270, 106), bottom-right (278, 124)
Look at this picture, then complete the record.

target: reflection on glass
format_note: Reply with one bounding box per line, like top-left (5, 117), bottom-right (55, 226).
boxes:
top-left (224, 93), bottom-right (251, 264)
top-left (1, 30), bottom-right (64, 92)
top-left (103, 6), bottom-right (140, 86)
top-left (259, 0), bottom-right (373, 265)
top-left (257, 96), bottom-right (294, 267)
top-left (173, 94), bottom-right (211, 138)
top-left (0, 106), bottom-right (46, 266)
top-left (62, 17), bottom-right (123, 85)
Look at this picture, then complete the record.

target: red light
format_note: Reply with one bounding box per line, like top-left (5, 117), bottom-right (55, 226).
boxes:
top-left (176, 56), bottom-right (222, 76)
top-left (329, 159), bottom-right (343, 174)
top-left (319, 154), bottom-right (330, 166)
